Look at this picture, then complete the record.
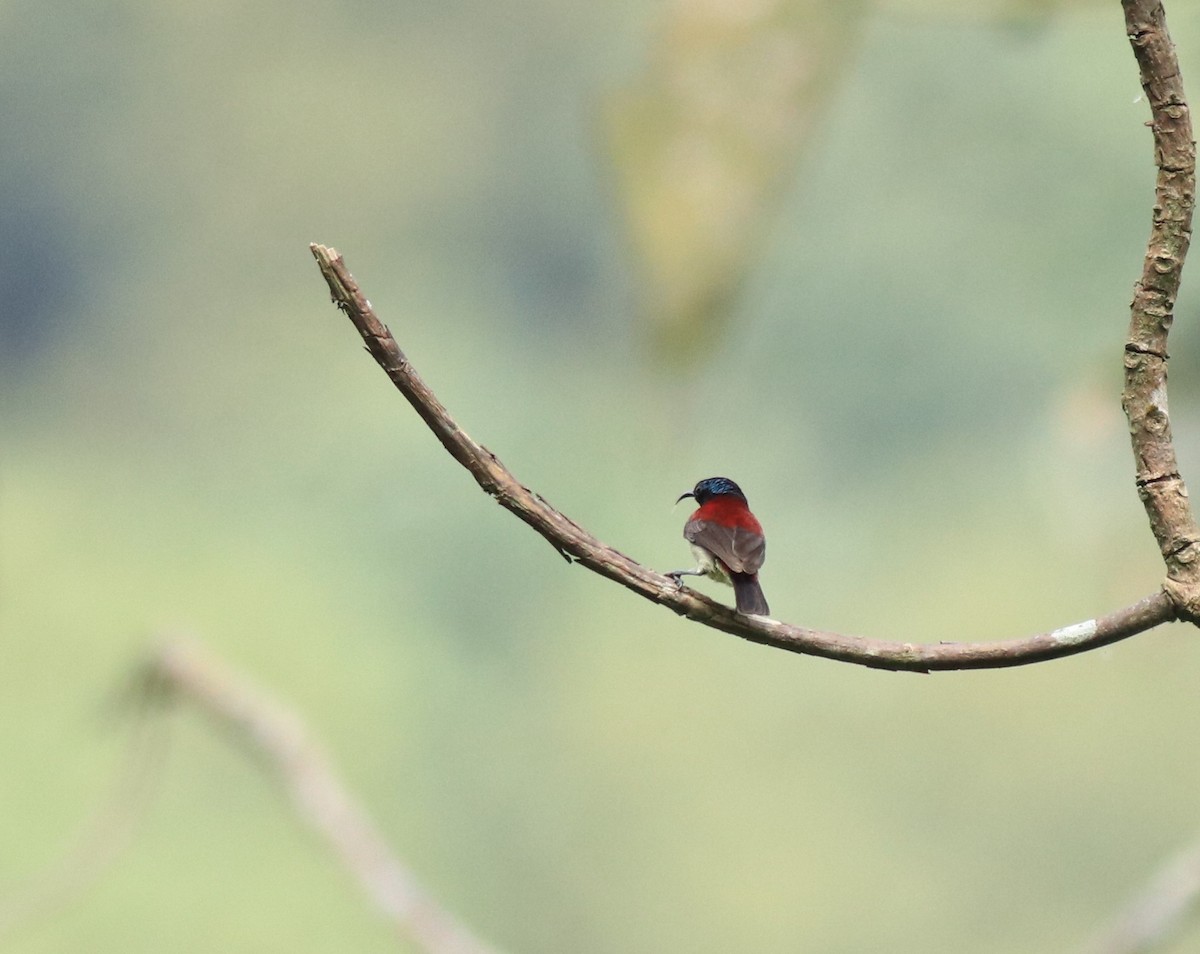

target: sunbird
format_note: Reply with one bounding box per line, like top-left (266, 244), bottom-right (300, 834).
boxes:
top-left (669, 476), bottom-right (769, 616)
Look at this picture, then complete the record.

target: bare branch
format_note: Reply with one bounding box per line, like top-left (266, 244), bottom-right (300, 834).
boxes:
top-left (141, 637), bottom-right (502, 954)
top-left (1122, 0), bottom-right (1199, 618)
top-left (309, 244), bottom-right (1174, 673)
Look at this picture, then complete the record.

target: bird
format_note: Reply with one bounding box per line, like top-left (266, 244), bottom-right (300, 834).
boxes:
top-left (668, 476), bottom-right (769, 616)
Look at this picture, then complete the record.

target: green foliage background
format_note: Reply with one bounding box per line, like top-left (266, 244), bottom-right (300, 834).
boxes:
top-left (4, 1), bottom-right (1200, 951)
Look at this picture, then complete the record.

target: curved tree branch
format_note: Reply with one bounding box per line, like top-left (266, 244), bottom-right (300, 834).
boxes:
top-left (309, 0), bottom-right (1195, 673)
top-left (308, 241), bottom-right (1172, 673)
top-left (1122, 0), bottom-right (1199, 619)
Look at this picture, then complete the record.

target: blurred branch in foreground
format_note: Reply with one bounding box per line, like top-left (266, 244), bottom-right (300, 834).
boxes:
top-left (140, 637), bottom-right (502, 954)
top-left (1082, 833), bottom-right (1200, 954)
top-left (0, 639), bottom-right (500, 953)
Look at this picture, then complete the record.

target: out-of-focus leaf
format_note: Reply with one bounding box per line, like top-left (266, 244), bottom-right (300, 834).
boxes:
top-left (606, 0), bottom-right (869, 361)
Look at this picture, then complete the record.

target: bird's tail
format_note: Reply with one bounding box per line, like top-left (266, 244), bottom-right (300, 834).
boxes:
top-left (732, 574), bottom-right (769, 616)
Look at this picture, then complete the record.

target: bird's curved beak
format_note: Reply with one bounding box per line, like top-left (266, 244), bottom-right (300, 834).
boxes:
top-left (675, 491), bottom-right (695, 506)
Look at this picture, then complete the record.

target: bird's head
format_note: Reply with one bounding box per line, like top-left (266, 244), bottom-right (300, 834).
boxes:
top-left (676, 476), bottom-right (748, 506)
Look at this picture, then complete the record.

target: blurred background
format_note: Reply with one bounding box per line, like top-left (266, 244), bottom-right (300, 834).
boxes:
top-left (4, 0), bottom-right (1200, 950)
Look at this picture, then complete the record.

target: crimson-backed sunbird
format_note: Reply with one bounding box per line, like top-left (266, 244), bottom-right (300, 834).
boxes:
top-left (668, 476), bottom-right (770, 616)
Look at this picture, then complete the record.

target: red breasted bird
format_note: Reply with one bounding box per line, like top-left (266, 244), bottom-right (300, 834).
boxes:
top-left (668, 476), bottom-right (769, 616)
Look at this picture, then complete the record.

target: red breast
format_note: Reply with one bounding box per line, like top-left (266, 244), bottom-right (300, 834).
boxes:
top-left (692, 497), bottom-right (764, 535)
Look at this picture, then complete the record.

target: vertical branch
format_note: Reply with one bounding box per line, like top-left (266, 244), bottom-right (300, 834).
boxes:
top-left (1122, 0), bottom-right (1199, 617)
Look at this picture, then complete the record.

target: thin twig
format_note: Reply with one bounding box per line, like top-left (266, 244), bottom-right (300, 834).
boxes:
top-left (309, 243), bottom-right (1175, 672)
top-left (142, 637), bottom-right (502, 954)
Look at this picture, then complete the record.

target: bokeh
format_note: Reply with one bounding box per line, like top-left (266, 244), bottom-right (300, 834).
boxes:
top-left (4, 1), bottom-right (1200, 951)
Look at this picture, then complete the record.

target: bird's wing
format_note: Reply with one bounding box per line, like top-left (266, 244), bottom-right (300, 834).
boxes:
top-left (684, 520), bottom-right (765, 575)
